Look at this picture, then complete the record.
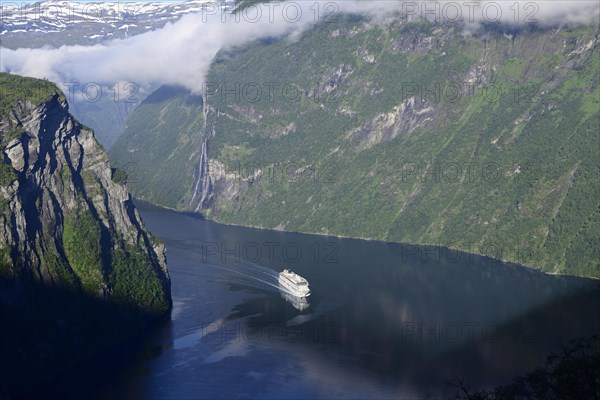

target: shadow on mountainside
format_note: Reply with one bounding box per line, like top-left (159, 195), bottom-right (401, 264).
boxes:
top-left (0, 275), bottom-right (171, 399)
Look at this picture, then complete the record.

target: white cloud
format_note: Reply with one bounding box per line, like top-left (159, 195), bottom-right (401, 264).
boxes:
top-left (1, 1), bottom-right (598, 94)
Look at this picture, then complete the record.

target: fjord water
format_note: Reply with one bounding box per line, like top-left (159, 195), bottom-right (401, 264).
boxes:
top-left (95, 203), bottom-right (599, 399)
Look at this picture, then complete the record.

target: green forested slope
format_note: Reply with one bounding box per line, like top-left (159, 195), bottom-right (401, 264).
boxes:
top-left (111, 19), bottom-right (600, 277)
top-left (110, 86), bottom-right (204, 207)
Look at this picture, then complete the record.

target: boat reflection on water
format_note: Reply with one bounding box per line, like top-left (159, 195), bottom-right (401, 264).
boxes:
top-left (280, 289), bottom-right (310, 311)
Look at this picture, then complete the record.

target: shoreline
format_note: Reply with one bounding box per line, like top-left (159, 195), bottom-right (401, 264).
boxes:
top-left (132, 198), bottom-right (600, 282)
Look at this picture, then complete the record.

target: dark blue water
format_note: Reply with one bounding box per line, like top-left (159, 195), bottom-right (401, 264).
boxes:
top-left (93, 202), bottom-right (600, 399)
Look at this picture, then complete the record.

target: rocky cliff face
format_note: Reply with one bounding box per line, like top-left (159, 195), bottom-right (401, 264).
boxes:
top-left (0, 73), bottom-right (171, 312)
top-left (0, 73), bottom-right (172, 396)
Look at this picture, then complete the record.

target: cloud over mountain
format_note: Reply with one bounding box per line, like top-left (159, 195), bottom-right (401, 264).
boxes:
top-left (1, 1), bottom-right (598, 93)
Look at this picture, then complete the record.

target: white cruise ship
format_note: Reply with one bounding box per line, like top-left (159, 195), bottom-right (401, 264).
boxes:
top-left (278, 269), bottom-right (311, 298)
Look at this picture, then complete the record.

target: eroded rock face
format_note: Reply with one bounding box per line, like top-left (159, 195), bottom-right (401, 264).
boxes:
top-left (0, 92), bottom-right (171, 315)
top-left (350, 96), bottom-right (437, 151)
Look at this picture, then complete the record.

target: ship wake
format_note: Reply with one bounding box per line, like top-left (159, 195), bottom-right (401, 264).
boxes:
top-left (202, 260), bottom-right (304, 298)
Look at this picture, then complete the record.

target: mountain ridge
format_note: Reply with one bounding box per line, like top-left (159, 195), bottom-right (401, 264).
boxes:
top-left (0, 0), bottom-right (218, 48)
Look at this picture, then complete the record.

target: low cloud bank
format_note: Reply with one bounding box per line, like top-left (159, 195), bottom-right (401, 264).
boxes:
top-left (1, 1), bottom-right (598, 94)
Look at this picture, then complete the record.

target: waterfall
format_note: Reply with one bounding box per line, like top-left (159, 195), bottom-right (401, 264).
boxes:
top-left (189, 138), bottom-right (212, 212)
top-left (189, 91), bottom-right (213, 212)
top-left (202, 89), bottom-right (209, 132)
top-left (197, 138), bottom-right (212, 211)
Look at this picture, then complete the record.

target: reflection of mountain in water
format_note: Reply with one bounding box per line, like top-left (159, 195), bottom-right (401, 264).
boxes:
top-left (215, 237), bottom-right (600, 395)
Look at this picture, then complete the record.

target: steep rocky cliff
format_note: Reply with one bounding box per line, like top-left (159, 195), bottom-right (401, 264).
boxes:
top-left (0, 73), bottom-right (171, 311)
top-left (0, 73), bottom-right (171, 395)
